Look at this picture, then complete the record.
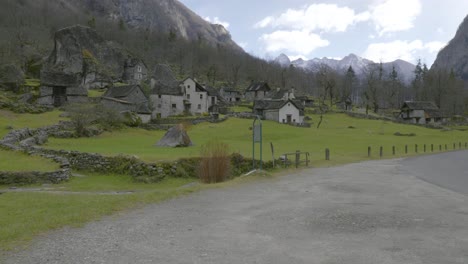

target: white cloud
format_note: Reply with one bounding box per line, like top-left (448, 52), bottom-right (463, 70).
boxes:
top-left (370, 0), bottom-right (422, 36)
top-left (254, 4), bottom-right (369, 33)
top-left (363, 40), bottom-right (446, 63)
top-left (204, 16), bottom-right (230, 29)
top-left (238, 42), bottom-right (248, 49)
top-left (260, 30), bottom-right (330, 55)
top-left (424, 41), bottom-right (446, 53)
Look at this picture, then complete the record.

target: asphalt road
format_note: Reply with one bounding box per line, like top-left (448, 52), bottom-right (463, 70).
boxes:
top-left (3, 151), bottom-right (468, 264)
top-left (401, 150), bottom-right (468, 196)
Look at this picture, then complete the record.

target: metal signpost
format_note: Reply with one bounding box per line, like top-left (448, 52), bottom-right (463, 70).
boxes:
top-left (253, 116), bottom-right (263, 170)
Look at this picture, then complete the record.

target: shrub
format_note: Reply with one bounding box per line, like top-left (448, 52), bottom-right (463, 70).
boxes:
top-left (199, 141), bottom-right (231, 183)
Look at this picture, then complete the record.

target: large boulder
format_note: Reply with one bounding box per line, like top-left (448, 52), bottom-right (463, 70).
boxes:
top-left (41, 25), bottom-right (134, 87)
top-left (156, 124), bottom-right (193, 147)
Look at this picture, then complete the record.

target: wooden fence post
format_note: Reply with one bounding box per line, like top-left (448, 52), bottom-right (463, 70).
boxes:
top-left (379, 146), bottom-right (383, 158)
top-left (368, 146), bottom-right (371, 157)
top-left (295, 150), bottom-right (300, 168)
top-left (405, 145), bottom-right (408, 154)
top-left (453, 143), bottom-right (456, 150)
top-left (445, 144), bottom-right (448, 151)
top-left (424, 144), bottom-right (426, 153)
top-left (392, 146), bottom-right (396, 156)
top-left (431, 144), bottom-right (434, 152)
top-left (325, 148), bottom-right (330, 161)
top-left (415, 144), bottom-right (418, 153)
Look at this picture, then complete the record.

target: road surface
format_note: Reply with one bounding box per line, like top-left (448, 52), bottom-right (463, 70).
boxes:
top-left (3, 151), bottom-right (468, 264)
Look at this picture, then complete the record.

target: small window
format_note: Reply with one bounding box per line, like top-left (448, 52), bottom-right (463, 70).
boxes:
top-left (187, 94), bottom-right (191, 99)
top-left (172, 104), bottom-right (177, 109)
top-left (200, 94), bottom-right (203, 99)
top-left (137, 66), bottom-right (142, 72)
top-left (288, 103), bottom-right (291, 107)
top-left (158, 95), bottom-right (162, 99)
top-left (187, 85), bottom-right (191, 89)
top-left (198, 104), bottom-right (201, 110)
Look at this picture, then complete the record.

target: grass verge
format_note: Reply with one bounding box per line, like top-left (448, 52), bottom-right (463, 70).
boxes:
top-left (0, 173), bottom-right (197, 251)
top-left (0, 149), bottom-right (59, 172)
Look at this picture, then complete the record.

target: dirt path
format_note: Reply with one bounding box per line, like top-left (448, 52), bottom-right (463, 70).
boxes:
top-left (4, 152), bottom-right (468, 264)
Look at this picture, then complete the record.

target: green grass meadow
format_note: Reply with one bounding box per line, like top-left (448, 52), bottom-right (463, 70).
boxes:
top-left (45, 113), bottom-right (468, 165)
top-left (1, 111), bottom-right (468, 252)
top-left (0, 150), bottom-right (59, 172)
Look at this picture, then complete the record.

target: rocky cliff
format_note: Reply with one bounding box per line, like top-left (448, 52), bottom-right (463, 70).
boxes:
top-left (432, 15), bottom-right (468, 81)
top-left (73, 0), bottom-right (242, 51)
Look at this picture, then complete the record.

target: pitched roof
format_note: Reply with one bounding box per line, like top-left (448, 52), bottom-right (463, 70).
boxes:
top-left (205, 86), bottom-right (220, 97)
top-left (402, 101), bottom-right (439, 110)
top-left (103, 85), bottom-right (141, 98)
top-left (246, 82), bottom-right (271, 92)
top-left (182, 77), bottom-right (206, 92)
top-left (402, 101), bottom-right (444, 118)
top-left (254, 99), bottom-right (304, 111)
top-left (151, 81), bottom-right (183, 96)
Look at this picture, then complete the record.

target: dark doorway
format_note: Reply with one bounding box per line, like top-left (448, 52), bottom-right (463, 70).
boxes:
top-left (286, 114), bottom-right (292, 123)
top-left (53, 87), bottom-right (67, 107)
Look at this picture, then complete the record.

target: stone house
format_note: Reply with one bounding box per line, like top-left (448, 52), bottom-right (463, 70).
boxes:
top-left (123, 58), bottom-right (148, 84)
top-left (37, 72), bottom-right (88, 107)
top-left (245, 82), bottom-right (271, 101)
top-left (220, 88), bottom-right (242, 104)
top-left (399, 101), bottom-right (445, 124)
top-left (150, 77), bottom-right (219, 118)
top-left (101, 84), bottom-right (151, 123)
top-left (254, 99), bottom-right (305, 124)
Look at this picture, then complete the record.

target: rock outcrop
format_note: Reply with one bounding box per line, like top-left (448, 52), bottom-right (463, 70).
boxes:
top-left (432, 15), bottom-right (468, 81)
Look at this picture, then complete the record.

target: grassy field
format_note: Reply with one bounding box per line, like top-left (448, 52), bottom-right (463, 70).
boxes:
top-left (0, 149), bottom-right (59, 172)
top-left (0, 109), bottom-right (65, 138)
top-left (0, 174), bottom-right (197, 251)
top-left (45, 113), bottom-right (468, 165)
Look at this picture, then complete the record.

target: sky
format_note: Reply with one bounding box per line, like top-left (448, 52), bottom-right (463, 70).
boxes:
top-left (178, 0), bottom-right (468, 66)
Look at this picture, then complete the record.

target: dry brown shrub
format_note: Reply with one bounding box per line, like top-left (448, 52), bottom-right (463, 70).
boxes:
top-left (199, 141), bottom-right (231, 183)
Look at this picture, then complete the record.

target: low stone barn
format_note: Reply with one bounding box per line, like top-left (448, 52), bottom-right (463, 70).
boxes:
top-left (399, 101), bottom-right (446, 124)
top-left (220, 88), bottom-right (242, 103)
top-left (245, 82), bottom-right (271, 101)
top-left (254, 99), bottom-right (304, 124)
top-left (101, 85), bottom-right (151, 123)
top-left (37, 72), bottom-right (88, 107)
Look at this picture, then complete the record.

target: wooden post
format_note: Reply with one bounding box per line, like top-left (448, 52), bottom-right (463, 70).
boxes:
top-left (368, 146), bottom-right (371, 157)
top-left (415, 144), bottom-right (418, 153)
top-left (325, 149), bottom-right (330, 161)
top-left (445, 144), bottom-right (448, 151)
top-left (295, 150), bottom-right (300, 168)
top-left (405, 145), bottom-right (408, 154)
top-left (379, 146), bottom-right (383, 158)
top-left (424, 144), bottom-right (426, 153)
top-left (466, 142), bottom-right (467, 148)
top-left (431, 144), bottom-right (434, 152)
top-left (459, 142), bottom-right (462, 149)
top-left (453, 143), bottom-right (456, 150)
top-left (306, 153), bottom-right (309, 167)
top-left (439, 145), bottom-right (442, 151)
top-left (392, 146), bottom-right (396, 156)
top-left (270, 142), bottom-right (275, 168)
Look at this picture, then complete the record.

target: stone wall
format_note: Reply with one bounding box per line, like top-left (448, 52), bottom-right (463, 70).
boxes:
top-left (0, 170), bottom-right (71, 185)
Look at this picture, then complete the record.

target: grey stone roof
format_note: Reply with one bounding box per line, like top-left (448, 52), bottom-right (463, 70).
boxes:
top-left (246, 82), bottom-right (271, 92)
top-left (402, 101), bottom-right (439, 110)
top-left (151, 64), bottom-right (178, 86)
top-left (152, 82), bottom-right (183, 96)
top-left (401, 101), bottom-right (444, 118)
top-left (254, 99), bottom-right (304, 111)
top-left (103, 85), bottom-right (141, 98)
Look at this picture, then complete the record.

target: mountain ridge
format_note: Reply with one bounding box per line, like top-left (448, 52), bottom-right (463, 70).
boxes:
top-left (275, 53), bottom-right (416, 83)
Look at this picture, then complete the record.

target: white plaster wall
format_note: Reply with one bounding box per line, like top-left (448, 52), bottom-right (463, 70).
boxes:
top-left (150, 94), bottom-right (185, 118)
top-left (279, 103), bottom-right (303, 124)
